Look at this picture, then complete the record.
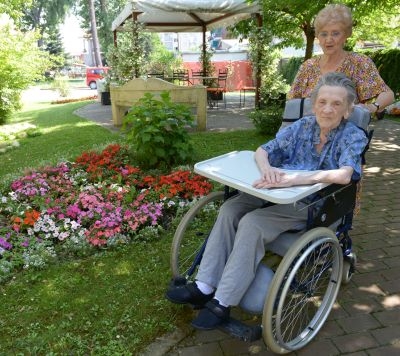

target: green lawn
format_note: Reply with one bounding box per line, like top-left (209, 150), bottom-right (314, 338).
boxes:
top-left (0, 101), bottom-right (122, 188)
top-left (0, 100), bottom-right (266, 354)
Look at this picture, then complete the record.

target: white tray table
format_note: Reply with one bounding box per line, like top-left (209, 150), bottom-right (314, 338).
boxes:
top-left (194, 151), bottom-right (329, 204)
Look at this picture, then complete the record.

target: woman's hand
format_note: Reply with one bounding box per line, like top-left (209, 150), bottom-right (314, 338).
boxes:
top-left (252, 168), bottom-right (293, 188)
top-left (362, 103), bottom-right (378, 114)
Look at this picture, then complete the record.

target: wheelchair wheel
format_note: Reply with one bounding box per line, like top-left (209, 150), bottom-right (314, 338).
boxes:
top-left (263, 227), bottom-right (343, 354)
top-left (170, 191), bottom-right (225, 281)
top-left (342, 252), bottom-right (357, 284)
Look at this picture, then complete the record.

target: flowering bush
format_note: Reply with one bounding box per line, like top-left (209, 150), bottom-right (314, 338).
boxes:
top-left (0, 144), bottom-right (213, 282)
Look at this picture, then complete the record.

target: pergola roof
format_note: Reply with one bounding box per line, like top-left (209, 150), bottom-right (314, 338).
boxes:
top-left (111, 0), bottom-right (260, 33)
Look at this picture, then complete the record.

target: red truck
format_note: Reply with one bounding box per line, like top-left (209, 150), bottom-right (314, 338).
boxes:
top-left (86, 67), bottom-right (109, 89)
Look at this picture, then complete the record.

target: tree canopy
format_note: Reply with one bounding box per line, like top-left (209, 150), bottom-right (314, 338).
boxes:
top-left (257, 0), bottom-right (400, 59)
top-left (75, 0), bottom-right (126, 56)
top-left (21, 0), bottom-right (74, 47)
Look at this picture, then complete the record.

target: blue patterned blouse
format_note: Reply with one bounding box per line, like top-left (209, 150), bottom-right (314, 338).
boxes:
top-left (261, 116), bottom-right (368, 180)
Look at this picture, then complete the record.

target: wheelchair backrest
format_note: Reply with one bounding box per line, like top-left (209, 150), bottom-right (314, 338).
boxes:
top-left (281, 98), bottom-right (371, 131)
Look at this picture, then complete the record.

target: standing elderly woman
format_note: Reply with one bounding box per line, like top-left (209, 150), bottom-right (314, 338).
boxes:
top-left (288, 3), bottom-right (394, 116)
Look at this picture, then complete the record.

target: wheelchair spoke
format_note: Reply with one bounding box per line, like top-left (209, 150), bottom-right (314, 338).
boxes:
top-left (264, 230), bottom-right (343, 353)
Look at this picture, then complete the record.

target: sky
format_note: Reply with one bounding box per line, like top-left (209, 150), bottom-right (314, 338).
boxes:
top-left (59, 14), bottom-right (85, 55)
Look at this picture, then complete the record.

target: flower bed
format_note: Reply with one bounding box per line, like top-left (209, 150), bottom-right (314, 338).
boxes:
top-left (51, 95), bottom-right (98, 104)
top-left (0, 144), bottom-right (213, 282)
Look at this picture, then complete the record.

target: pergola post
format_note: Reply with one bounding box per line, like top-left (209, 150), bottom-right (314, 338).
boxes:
top-left (202, 25), bottom-right (207, 75)
top-left (255, 12), bottom-right (262, 109)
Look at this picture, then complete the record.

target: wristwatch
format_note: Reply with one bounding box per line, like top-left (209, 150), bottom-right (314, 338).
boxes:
top-left (372, 102), bottom-right (380, 112)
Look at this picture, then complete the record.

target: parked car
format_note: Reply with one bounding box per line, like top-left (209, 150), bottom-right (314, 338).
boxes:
top-left (86, 67), bottom-right (109, 89)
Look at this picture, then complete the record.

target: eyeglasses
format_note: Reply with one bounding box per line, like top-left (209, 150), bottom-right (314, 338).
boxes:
top-left (317, 31), bottom-right (343, 39)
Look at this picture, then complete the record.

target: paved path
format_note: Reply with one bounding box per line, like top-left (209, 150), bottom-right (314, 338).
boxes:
top-left (76, 97), bottom-right (400, 355)
top-left (74, 92), bottom-right (256, 132)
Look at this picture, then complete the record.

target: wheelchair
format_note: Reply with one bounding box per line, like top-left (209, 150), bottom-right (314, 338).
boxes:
top-left (168, 102), bottom-right (373, 354)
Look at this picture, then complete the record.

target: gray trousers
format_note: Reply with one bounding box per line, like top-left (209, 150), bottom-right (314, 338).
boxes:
top-left (196, 192), bottom-right (309, 306)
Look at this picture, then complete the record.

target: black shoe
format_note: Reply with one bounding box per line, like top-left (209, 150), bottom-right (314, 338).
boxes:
top-left (165, 282), bottom-right (214, 308)
top-left (191, 299), bottom-right (230, 330)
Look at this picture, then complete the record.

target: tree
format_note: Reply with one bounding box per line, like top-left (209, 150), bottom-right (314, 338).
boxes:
top-left (88, 0), bottom-right (102, 66)
top-left (349, 1), bottom-right (400, 47)
top-left (0, 0), bottom-right (28, 20)
top-left (258, 0), bottom-right (400, 60)
top-left (44, 27), bottom-right (64, 56)
top-left (0, 14), bottom-right (50, 124)
top-left (21, 0), bottom-right (74, 48)
top-left (76, 0), bottom-right (126, 60)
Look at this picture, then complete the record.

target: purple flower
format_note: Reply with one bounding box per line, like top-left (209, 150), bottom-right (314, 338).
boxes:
top-left (0, 237), bottom-right (12, 250)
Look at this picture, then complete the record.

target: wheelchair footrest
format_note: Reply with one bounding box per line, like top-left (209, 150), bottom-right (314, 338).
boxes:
top-left (219, 317), bottom-right (262, 342)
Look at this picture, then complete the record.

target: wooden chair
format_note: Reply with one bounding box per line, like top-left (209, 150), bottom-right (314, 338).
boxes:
top-left (172, 69), bottom-right (190, 86)
top-left (239, 85), bottom-right (256, 107)
top-left (206, 69), bottom-right (228, 108)
top-left (191, 70), bottom-right (206, 85)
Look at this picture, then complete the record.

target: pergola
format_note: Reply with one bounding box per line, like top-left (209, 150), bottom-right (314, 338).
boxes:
top-left (111, 0), bottom-right (262, 105)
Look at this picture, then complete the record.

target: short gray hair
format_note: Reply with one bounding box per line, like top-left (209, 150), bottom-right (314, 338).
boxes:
top-left (314, 4), bottom-right (353, 37)
top-left (310, 72), bottom-right (357, 106)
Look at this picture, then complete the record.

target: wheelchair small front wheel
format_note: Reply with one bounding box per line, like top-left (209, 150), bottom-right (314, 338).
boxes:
top-left (263, 227), bottom-right (343, 354)
top-left (170, 191), bottom-right (225, 281)
top-left (342, 252), bottom-right (357, 284)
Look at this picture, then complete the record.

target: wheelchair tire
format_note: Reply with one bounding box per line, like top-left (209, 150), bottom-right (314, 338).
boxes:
top-left (262, 227), bottom-right (343, 354)
top-left (170, 191), bottom-right (225, 281)
top-left (342, 252), bottom-right (357, 285)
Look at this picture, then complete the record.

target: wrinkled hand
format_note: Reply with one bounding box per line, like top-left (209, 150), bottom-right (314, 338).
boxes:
top-left (253, 169), bottom-right (296, 189)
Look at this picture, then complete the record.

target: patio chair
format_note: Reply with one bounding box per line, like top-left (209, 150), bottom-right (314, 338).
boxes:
top-left (207, 69), bottom-right (228, 108)
top-left (191, 70), bottom-right (206, 85)
top-left (172, 69), bottom-right (190, 86)
top-left (239, 85), bottom-right (256, 107)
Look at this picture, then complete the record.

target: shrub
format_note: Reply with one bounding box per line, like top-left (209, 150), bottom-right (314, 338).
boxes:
top-left (122, 91), bottom-right (195, 168)
top-left (279, 57), bottom-right (304, 86)
top-left (0, 16), bottom-right (50, 124)
top-left (361, 48), bottom-right (400, 95)
top-left (51, 76), bottom-right (71, 97)
top-left (249, 104), bottom-right (283, 136)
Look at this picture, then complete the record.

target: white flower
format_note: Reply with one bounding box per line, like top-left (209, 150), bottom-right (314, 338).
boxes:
top-left (70, 221), bottom-right (80, 230)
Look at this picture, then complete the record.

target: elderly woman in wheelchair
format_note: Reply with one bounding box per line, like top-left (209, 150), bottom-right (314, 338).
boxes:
top-left (166, 72), bottom-right (370, 353)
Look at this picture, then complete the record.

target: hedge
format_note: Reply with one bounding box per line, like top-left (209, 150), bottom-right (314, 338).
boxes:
top-left (279, 48), bottom-right (400, 96)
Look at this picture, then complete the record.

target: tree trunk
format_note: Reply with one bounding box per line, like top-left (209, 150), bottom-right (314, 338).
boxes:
top-left (302, 21), bottom-right (315, 61)
top-left (88, 0), bottom-right (103, 67)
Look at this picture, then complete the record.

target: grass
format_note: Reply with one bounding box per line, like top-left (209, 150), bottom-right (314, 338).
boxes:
top-left (0, 99), bottom-right (267, 354)
top-left (386, 113), bottom-right (400, 123)
top-left (0, 101), bottom-right (122, 190)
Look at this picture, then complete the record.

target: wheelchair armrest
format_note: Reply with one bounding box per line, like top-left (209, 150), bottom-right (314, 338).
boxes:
top-left (311, 182), bottom-right (357, 228)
